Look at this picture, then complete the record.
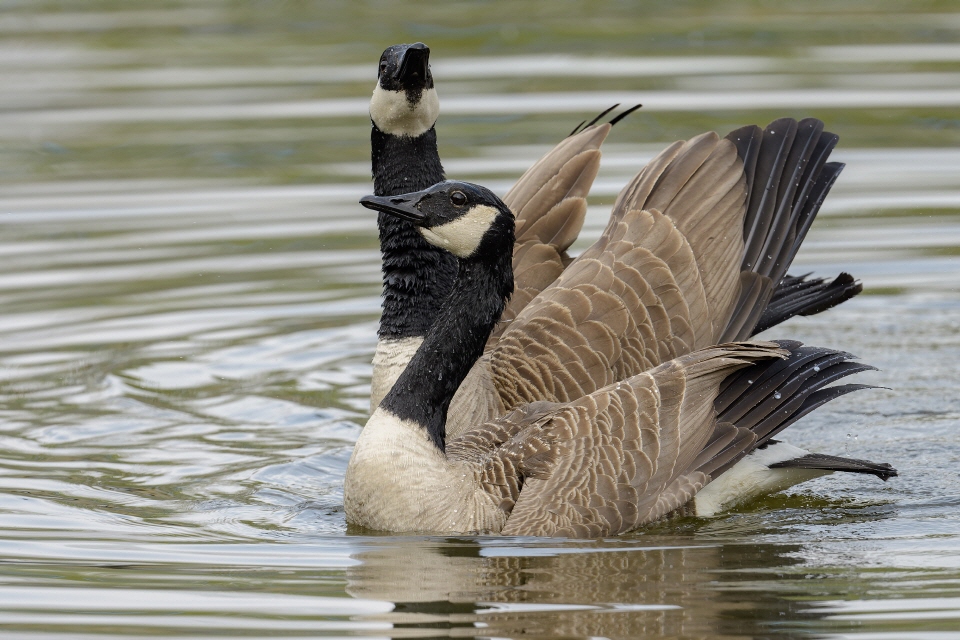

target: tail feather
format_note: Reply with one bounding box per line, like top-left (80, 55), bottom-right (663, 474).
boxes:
top-left (695, 341), bottom-right (884, 480)
top-left (691, 421), bottom-right (757, 480)
top-left (770, 451), bottom-right (898, 481)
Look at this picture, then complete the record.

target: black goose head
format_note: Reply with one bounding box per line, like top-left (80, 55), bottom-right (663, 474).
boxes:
top-left (361, 180), bottom-right (515, 261)
top-left (370, 43), bottom-right (439, 138)
top-left (377, 42), bottom-right (434, 97)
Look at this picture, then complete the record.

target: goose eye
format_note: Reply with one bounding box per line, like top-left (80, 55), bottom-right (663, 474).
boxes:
top-left (450, 191), bottom-right (467, 206)
top-left (379, 62), bottom-right (387, 76)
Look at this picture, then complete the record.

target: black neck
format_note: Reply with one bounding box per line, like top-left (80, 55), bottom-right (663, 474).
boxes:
top-left (372, 124), bottom-right (458, 339)
top-left (379, 235), bottom-right (514, 452)
top-left (372, 125), bottom-right (445, 196)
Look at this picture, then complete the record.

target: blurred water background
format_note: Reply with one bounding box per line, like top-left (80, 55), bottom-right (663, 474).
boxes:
top-left (1, 1), bottom-right (959, 638)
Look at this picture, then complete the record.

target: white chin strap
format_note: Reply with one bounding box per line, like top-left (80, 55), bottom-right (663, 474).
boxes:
top-left (370, 85), bottom-right (440, 137)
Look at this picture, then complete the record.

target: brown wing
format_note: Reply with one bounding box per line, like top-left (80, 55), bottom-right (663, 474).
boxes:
top-left (448, 120), bottom-right (846, 440)
top-left (452, 343), bottom-right (785, 537)
top-left (489, 133), bottom-right (748, 410)
top-left (609, 131), bottom-right (750, 343)
top-left (448, 133), bottom-right (749, 438)
top-left (447, 340), bottom-right (882, 537)
top-left (493, 124), bottom-right (611, 341)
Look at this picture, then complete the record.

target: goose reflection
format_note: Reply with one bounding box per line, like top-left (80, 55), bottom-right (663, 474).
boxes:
top-left (345, 535), bottom-right (815, 638)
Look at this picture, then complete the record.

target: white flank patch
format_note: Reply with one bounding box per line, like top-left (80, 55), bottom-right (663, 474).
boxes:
top-left (369, 85), bottom-right (439, 137)
top-left (419, 204), bottom-right (499, 258)
top-left (692, 441), bottom-right (833, 516)
top-left (369, 336), bottom-right (423, 413)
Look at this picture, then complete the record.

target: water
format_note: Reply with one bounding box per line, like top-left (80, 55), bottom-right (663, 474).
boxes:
top-left (1, 1), bottom-right (959, 637)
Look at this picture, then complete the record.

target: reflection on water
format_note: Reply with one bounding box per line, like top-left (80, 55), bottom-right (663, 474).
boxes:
top-left (348, 538), bottom-right (759, 637)
top-left (0, 1), bottom-right (959, 638)
top-left (4, 531), bottom-right (959, 637)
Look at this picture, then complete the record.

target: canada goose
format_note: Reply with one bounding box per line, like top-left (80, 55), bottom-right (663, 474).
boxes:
top-left (345, 180), bottom-right (894, 535)
top-left (368, 43), bottom-right (861, 414)
top-left (445, 117), bottom-right (860, 439)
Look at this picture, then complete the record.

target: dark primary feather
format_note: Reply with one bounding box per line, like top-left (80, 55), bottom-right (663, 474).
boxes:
top-left (721, 118), bottom-right (847, 342)
top-left (770, 452), bottom-right (898, 481)
top-left (568, 103), bottom-right (641, 136)
top-left (687, 344), bottom-right (883, 524)
top-left (754, 272), bottom-right (862, 335)
top-left (570, 103), bottom-right (619, 136)
top-left (609, 104), bottom-right (643, 127)
top-left (701, 341), bottom-right (885, 480)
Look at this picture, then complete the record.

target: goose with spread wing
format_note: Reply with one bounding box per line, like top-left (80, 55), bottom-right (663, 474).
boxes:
top-left (345, 181), bottom-right (894, 535)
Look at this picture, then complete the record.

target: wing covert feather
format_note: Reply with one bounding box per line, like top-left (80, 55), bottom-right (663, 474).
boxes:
top-left (457, 343), bottom-right (787, 537)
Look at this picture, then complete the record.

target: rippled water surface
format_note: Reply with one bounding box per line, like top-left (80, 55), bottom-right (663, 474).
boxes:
top-left (2, 2), bottom-right (960, 638)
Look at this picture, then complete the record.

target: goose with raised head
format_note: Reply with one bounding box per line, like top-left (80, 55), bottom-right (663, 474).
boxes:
top-left (368, 42), bottom-right (862, 414)
top-left (345, 181), bottom-right (894, 535)
top-left (369, 42), bottom-right (455, 409)
top-left (370, 42), bottom-right (631, 410)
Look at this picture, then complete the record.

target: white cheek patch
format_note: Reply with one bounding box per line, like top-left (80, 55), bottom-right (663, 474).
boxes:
top-left (370, 84), bottom-right (440, 138)
top-left (419, 204), bottom-right (499, 258)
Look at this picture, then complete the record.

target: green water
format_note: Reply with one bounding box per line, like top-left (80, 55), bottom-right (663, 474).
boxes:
top-left (1, 1), bottom-right (959, 637)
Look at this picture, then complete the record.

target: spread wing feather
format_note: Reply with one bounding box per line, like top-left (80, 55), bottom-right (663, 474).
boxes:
top-left (450, 135), bottom-right (748, 437)
top-left (455, 343), bottom-right (785, 536)
top-left (448, 120), bottom-right (855, 441)
top-left (445, 341), bottom-right (885, 537)
top-left (492, 124), bottom-right (610, 340)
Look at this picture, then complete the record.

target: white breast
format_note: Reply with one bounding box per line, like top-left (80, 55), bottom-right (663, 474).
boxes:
top-left (344, 408), bottom-right (506, 533)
